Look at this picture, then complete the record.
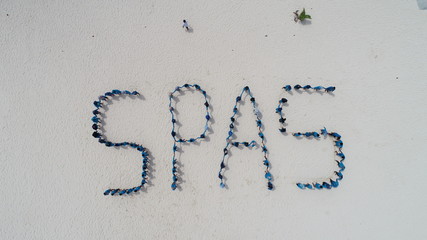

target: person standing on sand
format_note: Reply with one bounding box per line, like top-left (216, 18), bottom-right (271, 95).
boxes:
top-left (182, 19), bottom-right (189, 31)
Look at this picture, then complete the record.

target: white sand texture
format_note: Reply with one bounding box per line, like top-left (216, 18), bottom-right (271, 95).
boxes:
top-left (1, 0), bottom-right (427, 239)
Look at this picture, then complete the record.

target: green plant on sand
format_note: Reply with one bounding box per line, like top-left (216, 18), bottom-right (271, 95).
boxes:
top-left (293, 8), bottom-right (311, 23)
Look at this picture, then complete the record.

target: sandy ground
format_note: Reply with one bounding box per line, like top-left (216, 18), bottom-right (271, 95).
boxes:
top-left (1, 0), bottom-right (427, 239)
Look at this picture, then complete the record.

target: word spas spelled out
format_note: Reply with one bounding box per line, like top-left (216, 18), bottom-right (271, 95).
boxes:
top-left (91, 84), bottom-right (345, 196)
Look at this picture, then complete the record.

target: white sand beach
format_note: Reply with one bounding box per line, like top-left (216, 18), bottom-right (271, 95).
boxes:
top-left (1, 0), bottom-right (427, 239)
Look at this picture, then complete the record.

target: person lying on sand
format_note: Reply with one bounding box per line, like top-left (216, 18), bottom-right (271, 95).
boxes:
top-left (182, 20), bottom-right (189, 31)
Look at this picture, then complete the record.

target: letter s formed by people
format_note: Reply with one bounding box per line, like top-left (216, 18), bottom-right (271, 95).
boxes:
top-left (91, 90), bottom-right (151, 196)
top-left (276, 85), bottom-right (345, 190)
